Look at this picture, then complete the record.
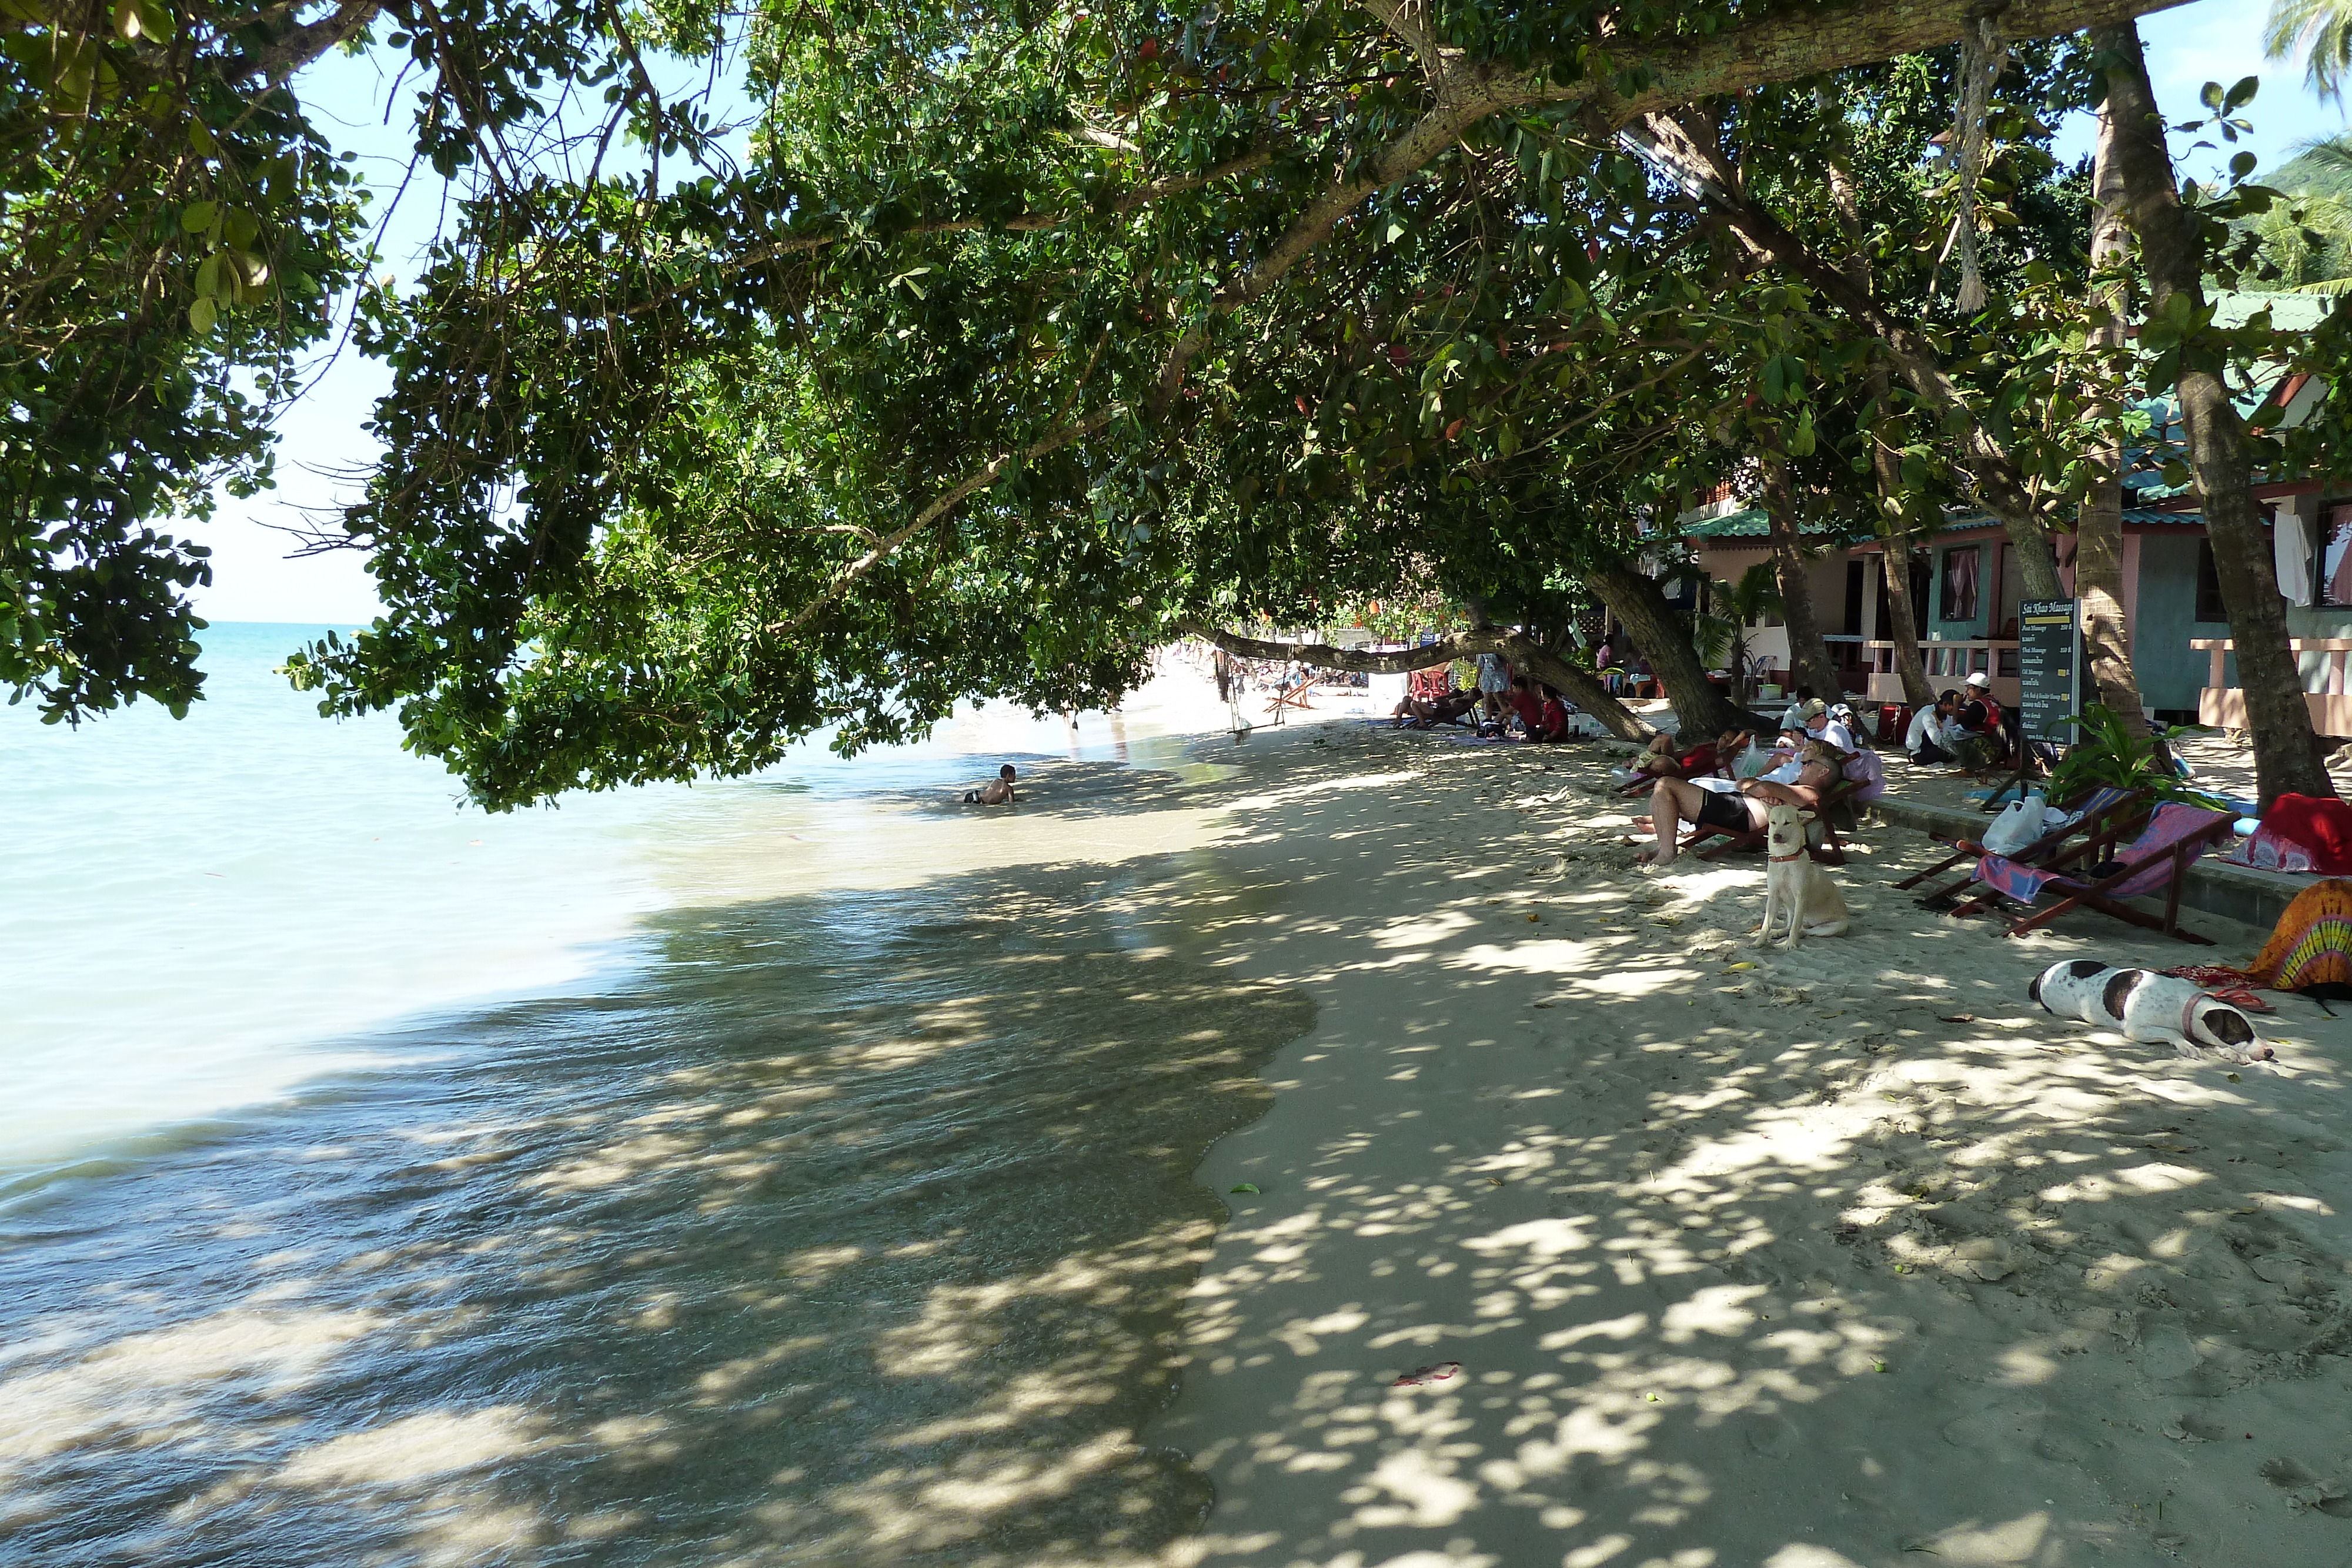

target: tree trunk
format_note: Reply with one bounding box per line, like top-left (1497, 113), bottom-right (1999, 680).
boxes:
top-left (1182, 623), bottom-right (1656, 741)
top-left (2076, 93), bottom-right (2153, 741)
top-left (1876, 522), bottom-right (1937, 710)
top-left (2096, 22), bottom-right (2334, 807)
top-left (1582, 557), bottom-right (1766, 738)
top-left (1819, 96), bottom-right (1936, 714)
top-left (1761, 461), bottom-right (1845, 702)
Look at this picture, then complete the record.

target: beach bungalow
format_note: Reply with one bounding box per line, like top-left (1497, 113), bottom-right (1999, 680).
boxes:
top-left (1645, 293), bottom-right (2352, 732)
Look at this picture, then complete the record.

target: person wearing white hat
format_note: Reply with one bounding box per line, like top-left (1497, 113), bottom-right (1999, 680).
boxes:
top-left (1954, 671), bottom-right (2009, 769)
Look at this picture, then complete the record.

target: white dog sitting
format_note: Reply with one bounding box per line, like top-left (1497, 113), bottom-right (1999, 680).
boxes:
top-left (1755, 803), bottom-right (1851, 949)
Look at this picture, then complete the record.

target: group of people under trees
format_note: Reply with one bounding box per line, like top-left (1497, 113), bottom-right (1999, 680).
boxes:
top-left (1389, 652), bottom-right (1582, 742)
top-left (1625, 693), bottom-right (1890, 870)
top-left (1901, 671), bottom-right (2014, 771)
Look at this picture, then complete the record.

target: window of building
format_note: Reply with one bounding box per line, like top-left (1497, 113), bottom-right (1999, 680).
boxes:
top-left (1940, 545), bottom-right (1980, 621)
top-left (2194, 541), bottom-right (2227, 623)
top-left (2323, 504), bottom-right (2352, 607)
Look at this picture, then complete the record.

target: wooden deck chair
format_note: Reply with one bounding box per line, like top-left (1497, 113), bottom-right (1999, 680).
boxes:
top-left (1895, 785), bottom-right (2153, 905)
top-left (1956, 801), bottom-right (2236, 944)
top-left (1685, 776), bottom-right (1865, 867)
top-left (1264, 682), bottom-right (1317, 721)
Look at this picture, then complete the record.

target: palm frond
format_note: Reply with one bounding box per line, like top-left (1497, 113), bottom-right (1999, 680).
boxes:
top-left (2270, 0), bottom-right (2352, 103)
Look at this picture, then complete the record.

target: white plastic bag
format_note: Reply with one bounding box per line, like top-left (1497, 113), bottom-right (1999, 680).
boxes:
top-left (1981, 793), bottom-right (2046, 856)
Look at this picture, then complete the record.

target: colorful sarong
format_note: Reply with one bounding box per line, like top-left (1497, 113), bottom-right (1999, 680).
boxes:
top-left (2248, 878), bottom-right (2352, 992)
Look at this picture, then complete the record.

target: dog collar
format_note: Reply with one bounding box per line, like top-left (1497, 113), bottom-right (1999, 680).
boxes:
top-left (1768, 852), bottom-right (1804, 862)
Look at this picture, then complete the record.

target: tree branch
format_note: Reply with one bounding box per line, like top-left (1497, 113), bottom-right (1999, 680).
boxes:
top-left (249, 0), bottom-right (382, 85)
top-left (1357, 0), bottom-right (1453, 83)
top-left (1562, 0), bottom-right (2198, 127)
top-left (771, 404), bottom-right (1124, 636)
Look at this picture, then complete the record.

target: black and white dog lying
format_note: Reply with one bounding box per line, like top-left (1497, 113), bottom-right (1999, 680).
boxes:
top-left (2030, 960), bottom-right (2273, 1062)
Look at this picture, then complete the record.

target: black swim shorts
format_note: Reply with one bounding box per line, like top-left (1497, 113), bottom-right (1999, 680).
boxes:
top-left (1692, 788), bottom-right (1751, 833)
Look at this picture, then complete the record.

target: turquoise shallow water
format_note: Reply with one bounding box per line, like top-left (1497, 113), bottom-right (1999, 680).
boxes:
top-left (0, 624), bottom-right (1308, 1565)
top-left (0, 623), bottom-right (1200, 1180)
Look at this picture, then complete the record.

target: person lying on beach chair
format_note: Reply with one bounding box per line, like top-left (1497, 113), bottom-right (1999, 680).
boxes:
top-left (1617, 728), bottom-right (1740, 795)
top-left (1638, 740), bottom-right (1845, 870)
top-left (1390, 688), bottom-right (1482, 728)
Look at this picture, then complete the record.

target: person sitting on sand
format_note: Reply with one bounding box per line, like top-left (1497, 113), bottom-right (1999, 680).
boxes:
top-left (1638, 740), bottom-right (1843, 868)
top-left (1953, 671), bottom-right (2009, 769)
top-left (1906, 692), bottom-right (1963, 765)
top-left (1536, 686), bottom-right (1572, 742)
top-left (1508, 675), bottom-right (1547, 738)
top-left (963, 764), bottom-right (1018, 805)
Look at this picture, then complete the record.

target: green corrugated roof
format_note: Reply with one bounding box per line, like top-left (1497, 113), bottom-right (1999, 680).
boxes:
top-left (2211, 291), bottom-right (2333, 332)
top-left (1671, 506), bottom-right (1868, 542)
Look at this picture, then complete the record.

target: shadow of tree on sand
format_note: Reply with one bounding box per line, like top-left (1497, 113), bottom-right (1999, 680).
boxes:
top-left (0, 861), bottom-right (1311, 1567)
top-left (1151, 728), bottom-right (2352, 1567)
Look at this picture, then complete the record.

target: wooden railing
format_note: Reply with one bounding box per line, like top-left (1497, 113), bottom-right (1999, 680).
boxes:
top-left (2190, 638), bottom-right (2352, 735)
top-left (1859, 639), bottom-right (2021, 705)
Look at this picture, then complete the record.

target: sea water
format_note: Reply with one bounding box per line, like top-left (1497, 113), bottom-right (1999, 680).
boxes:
top-left (0, 624), bottom-right (1317, 1566)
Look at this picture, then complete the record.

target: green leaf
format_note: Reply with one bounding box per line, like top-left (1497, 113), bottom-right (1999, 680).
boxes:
top-left (179, 199), bottom-right (216, 233)
top-left (188, 295), bottom-right (215, 333)
top-left (2223, 74), bottom-right (2259, 113)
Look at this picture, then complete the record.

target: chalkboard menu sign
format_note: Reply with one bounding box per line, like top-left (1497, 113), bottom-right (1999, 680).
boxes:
top-left (2016, 599), bottom-right (2082, 744)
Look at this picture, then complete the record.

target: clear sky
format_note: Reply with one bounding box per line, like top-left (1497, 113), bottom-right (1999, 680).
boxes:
top-left (185, 0), bottom-right (2346, 627)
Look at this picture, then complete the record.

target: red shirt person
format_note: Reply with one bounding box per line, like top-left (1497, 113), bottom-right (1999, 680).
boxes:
top-left (1509, 676), bottom-right (1546, 735)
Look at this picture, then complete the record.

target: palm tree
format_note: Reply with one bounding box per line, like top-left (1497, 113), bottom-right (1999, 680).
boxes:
top-left (2247, 131), bottom-right (2352, 291)
top-left (2271, 0), bottom-right (2352, 101)
top-left (1692, 563), bottom-right (1784, 708)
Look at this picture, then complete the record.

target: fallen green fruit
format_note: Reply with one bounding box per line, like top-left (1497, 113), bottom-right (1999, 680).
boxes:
top-left (1231, 1183), bottom-right (1261, 1194)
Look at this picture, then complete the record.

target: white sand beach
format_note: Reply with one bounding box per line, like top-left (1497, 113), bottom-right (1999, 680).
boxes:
top-left (1135, 716), bottom-right (2352, 1567)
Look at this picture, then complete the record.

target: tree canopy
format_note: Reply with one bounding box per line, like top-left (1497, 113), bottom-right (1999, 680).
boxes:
top-left (10, 0), bottom-right (2291, 807)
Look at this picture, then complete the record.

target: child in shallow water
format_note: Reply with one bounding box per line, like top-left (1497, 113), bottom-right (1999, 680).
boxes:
top-left (963, 764), bottom-right (1018, 805)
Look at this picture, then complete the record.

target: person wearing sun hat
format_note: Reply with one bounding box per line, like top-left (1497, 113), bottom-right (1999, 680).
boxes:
top-left (1954, 670), bottom-right (2009, 769)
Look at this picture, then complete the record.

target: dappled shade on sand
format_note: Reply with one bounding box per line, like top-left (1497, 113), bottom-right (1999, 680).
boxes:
top-left (1152, 727), bottom-right (2352, 1567)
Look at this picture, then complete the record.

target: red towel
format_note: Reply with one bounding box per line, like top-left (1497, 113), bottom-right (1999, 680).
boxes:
top-left (2262, 794), bottom-right (2352, 875)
